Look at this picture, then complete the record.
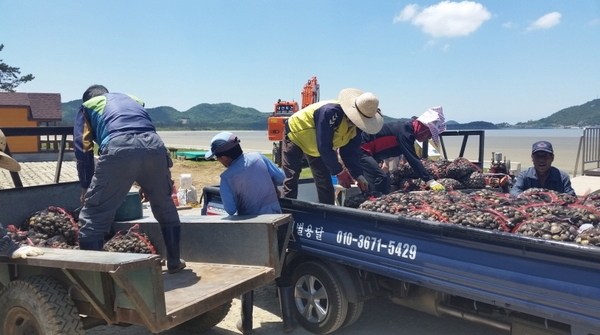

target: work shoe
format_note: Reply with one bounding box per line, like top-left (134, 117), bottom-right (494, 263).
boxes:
top-left (168, 259), bottom-right (186, 274)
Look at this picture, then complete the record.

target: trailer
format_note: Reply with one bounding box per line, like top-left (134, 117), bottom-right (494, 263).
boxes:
top-left (0, 181), bottom-right (291, 334)
top-left (201, 181), bottom-right (600, 335)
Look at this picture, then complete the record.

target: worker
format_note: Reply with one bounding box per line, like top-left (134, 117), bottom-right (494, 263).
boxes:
top-left (510, 141), bottom-right (576, 197)
top-left (74, 85), bottom-right (185, 274)
top-left (206, 132), bottom-right (294, 334)
top-left (282, 88), bottom-right (384, 204)
top-left (360, 107), bottom-right (447, 194)
top-left (0, 131), bottom-right (45, 259)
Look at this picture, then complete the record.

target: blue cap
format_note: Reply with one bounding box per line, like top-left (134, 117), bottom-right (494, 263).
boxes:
top-left (532, 141), bottom-right (553, 154)
top-left (205, 132), bottom-right (240, 160)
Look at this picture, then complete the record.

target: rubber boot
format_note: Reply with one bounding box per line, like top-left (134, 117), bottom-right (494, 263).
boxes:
top-left (278, 286), bottom-right (296, 333)
top-left (160, 225), bottom-right (186, 274)
top-left (236, 291), bottom-right (254, 334)
top-left (78, 239), bottom-right (104, 251)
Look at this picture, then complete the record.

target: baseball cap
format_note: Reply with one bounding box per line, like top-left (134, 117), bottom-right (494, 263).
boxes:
top-left (205, 132), bottom-right (240, 160)
top-left (532, 141), bottom-right (553, 154)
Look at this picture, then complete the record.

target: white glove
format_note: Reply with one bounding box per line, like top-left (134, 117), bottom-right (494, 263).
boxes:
top-left (11, 246), bottom-right (44, 259)
top-left (427, 180), bottom-right (446, 191)
top-left (356, 175), bottom-right (369, 192)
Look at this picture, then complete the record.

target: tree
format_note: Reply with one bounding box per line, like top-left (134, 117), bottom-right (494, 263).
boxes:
top-left (0, 44), bottom-right (35, 92)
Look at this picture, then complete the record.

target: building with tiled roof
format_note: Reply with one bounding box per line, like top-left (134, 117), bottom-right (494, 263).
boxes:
top-left (0, 92), bottom-right (63, 153)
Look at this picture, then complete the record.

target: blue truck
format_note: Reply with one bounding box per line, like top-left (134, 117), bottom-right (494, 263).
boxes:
top-left (201, 179), bottom-right (600, 335)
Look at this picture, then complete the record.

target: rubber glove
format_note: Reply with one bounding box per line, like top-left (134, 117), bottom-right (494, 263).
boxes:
top-left (11, 245), bottom-right (44, 259)
top-left (356, 175), bottom-right (369, 192)
top-left (337, 170), bottom-right (353, 188)
top-left (427, 180), bottom-right (446, 191)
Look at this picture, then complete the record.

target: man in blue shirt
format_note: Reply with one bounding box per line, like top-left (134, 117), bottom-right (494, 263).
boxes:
top-left (74, 85), bottom-right (185, 274)
top-left (206, 132), bottom-right (294, 333)
top-left (510, 141), bottom-right (576, 197)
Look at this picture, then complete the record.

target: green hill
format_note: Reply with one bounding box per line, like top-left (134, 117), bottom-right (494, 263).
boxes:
top-left (60, 97), bottom-right (600, 130)
top-left (515, 98), bottom-right (600, 128)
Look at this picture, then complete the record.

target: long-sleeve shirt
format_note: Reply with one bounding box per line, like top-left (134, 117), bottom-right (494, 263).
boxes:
top-left (361, 121), bottom-right (433, 182)
top-left (220, 152), bottom-right (285, 215)
top-left (74, 93), bottom-right (155, 188)
top-left (509, 166), bottom-right (576, 197)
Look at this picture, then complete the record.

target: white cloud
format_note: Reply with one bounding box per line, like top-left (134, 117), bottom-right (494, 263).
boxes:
top-left (502, 21), bottom-right (516, 29)
top-left (527, 12), bottom-right (561, 31)
top-left (394, 1), bottom-right (491, 38)
top-left (589, 18), bottom-right (600, 26)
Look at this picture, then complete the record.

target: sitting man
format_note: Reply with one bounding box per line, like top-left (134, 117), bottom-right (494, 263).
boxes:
top-left (509, 141), bottom-right (576, 197)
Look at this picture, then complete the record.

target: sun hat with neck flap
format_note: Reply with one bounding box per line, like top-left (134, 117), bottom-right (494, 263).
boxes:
top-left (0, 130), bottom-right (21, 172)
top-left (338, 88), bottom-right (384, 134)
top-left (416, 106), bottom-right (446, 147)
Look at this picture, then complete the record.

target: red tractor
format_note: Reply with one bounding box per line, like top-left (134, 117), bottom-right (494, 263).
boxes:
top-left (268, 76), bottom-right (319, 166)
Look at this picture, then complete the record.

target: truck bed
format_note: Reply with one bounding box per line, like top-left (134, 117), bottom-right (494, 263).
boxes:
top-left (201, 183), bottom-right (600, 334)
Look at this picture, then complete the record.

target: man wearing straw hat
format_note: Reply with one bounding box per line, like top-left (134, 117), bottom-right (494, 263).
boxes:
top-left (360, 107), bottom-right (447, 194)
top-left (0, 129), bottom-right (45, 259)
top-left (281, 88), bottom-right (384, 204)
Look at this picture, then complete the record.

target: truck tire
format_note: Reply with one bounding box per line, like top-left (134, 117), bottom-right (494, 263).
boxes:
top-left (341, 301), bottom-right (364, 328)
top-left (0, 275), bottom-right (84, 335)
top-left (176, 300), bottom-right (232, 333)
top-left (292, 261), bottom-right (348, 334)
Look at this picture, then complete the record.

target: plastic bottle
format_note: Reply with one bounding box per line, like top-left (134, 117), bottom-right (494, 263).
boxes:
top-left (171, 181), bottom-right (179, 206)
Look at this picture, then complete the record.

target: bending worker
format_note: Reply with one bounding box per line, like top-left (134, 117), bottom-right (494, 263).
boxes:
top-left (360, 107), bottom-right (447, 194)
top-left (510, 141), bottom-right (576, 197)
top-left (74, 85), bottom-right (185, 274)
top-left (206, 132), bottom-right (295, 333)
top-left (282, 88), bottom-right (384, 204)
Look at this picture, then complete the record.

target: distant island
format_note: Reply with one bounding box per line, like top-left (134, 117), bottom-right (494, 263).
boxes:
top-left (59, 98), bottom-right (600, 131)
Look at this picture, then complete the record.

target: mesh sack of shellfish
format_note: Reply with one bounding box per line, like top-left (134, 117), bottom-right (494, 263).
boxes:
top-left (436, 178), bottom-right (464, 190)
top-left (444, 191), bottom-right (478, 207)
top-left (103, 224), bottom-right (156, 254)
top-left (563, 204), bottom-right (600, 227)
top-left (516, 188), bottom-right (567, 204)
top-left (575, 227), bottom-right (600, 246)
top-left (385, 191), bottom-right (426, 207)
top-left (578, 190), bottom-right (600, 208)
top-left (402, 205), bottom-right (448, 222)
top-left (445, 158), bottom-right (480, 180)
top-left (486, 205), bottom-right (529, 230)
top-left (427, 202), bottom-right (471, 224)
top-left (6, 225), bottom-right (30, 245)
top-left (470, 189), bottom-right (511, 208)
top-left (460, 172), bottom-right (486, 189)
top-left (44, 235), bottom-right (77, 249)
top-left (396, 178), bottom-right (428, 191)
top-left (395, 161), bottom-right (418, 178)
top-left (422, 159), bottom-right (444, 180)
top-left (433, 159), bottom-right (451, 179)
top-left (344, 191), bottom-right (383, 208)
top-left (512, 219), bottom-right (578, 242)
top-left (358, 198), bottom-right (410, 215)
top-left (450, 208), bottom-right (509, 231)
top-left (21, 206), bottom-right (80, 246)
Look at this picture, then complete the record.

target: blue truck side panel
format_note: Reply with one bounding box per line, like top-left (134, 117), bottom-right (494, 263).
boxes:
top-left (201, 186), bottom-right (600, 332)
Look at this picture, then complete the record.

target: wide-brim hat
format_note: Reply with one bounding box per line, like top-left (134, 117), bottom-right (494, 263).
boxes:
top-left (338, 88), bottom-right (384, 134)
top-left (416, 106), bottom-right (446, 147)
top-left (205, 131), bottom-right (241, 160)
top-left (0, 130), bottom-right (21, 172)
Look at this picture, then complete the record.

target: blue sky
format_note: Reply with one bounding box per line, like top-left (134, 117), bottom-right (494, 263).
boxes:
top-left (1, 1), bottom-right (599, 123)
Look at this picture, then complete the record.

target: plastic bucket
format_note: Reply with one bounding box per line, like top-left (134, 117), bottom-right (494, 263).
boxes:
top-left (115, 191), bottom-right (143, 221)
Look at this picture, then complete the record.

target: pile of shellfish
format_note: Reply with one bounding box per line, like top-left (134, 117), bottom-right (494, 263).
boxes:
top-left (346, 187), bottom-right (600, 247)
top-left (7, 206), bottom-right (81, 249)
top-left (103, 224), bottom-right (155, 254)
top-left (391, 158), bottom-right (485, 191)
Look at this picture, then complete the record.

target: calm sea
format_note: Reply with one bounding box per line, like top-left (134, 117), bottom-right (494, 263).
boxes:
top-left (157, 128), bottom-right (588, 176)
